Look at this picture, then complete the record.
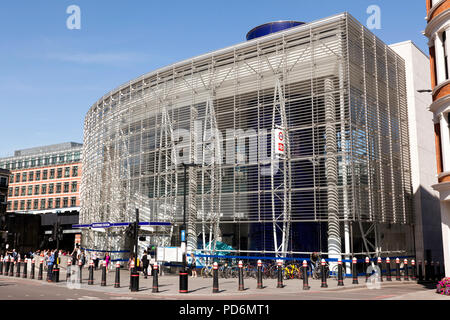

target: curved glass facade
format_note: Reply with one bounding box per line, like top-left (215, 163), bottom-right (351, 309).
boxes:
top-left (81, 13), bottom-right (414, 260)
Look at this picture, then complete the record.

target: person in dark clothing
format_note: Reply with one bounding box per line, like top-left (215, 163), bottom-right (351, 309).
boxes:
top-left (142, 251), bottom-right (149, 279)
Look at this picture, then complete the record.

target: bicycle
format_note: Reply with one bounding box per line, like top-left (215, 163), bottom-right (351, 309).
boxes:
top-left (283, 263), bottom-right (302, 280)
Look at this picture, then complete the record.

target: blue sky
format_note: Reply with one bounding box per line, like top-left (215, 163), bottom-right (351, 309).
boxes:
top-left (0, 0), bottom-right (429, 157)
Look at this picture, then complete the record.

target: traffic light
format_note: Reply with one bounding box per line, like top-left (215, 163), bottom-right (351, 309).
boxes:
top-left (125, 222), bottom-right (136, 239)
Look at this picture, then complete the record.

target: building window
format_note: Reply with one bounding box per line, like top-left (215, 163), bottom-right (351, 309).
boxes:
top-left (14, 187), bottom-right (19, 197)
top-left (7, 201), bottom-right (11, 211)
top-left (15, 173), bottom-right (20, 183)
top-left (63, 197), bottom-right (68, 208)
top-left (8, 187), bottom-right (13, 196)
top-left (55, 198), bottom-right (60, 208)
top-left (70, 197), bottom-right (77, 207)
top-left (50, 169), bottom-right (55, 179)
top-left (56, 183), bottom-right (61, 194)
top-left (443, 31), bottom-right (449, 80)
top-left (0, 177), bottom-right (7, 187)
top-left (64, 182), bottom-right (69, 193)
top-left (22, 172), bottom-right (27, 182)
top-left (0, 195), bottom-right (4, 204)
top-left (27, 186), bottom-right (33, 195)
top-left (51, 156), bottom-right (57, 164)
top-left (31, 159), bottom-right (36, 167)
top-left (43, 170), bottom-right (48, 180)
top-left (34, 185), bottom-right (40, 195)
top-left (74, 152), bottom-right (80, 161)
top-left (14, 201), bottom-right (18, 210)
top-left (40, 199), bottom-right (46, 210)
top-left (21, 186), bottom-right (26, 196)
top-left (41, 184), bottom-right (47, 194)
top-left (20, 200), bottom-right (25, 210)
top-left (47, 198), bottom-right (53, 209)
top-left (44, 157), bottom-right (49, 165)
top-left (28, 171), bottom-right (34, 182)
top-left (35, 171), bottom-right (41, 181)
top-left (59, 155), bottom-right (65, 163)
top-left (26, 200), bottom-right (32, 210)
top-left (71, 181), bottom-right (77, 193)
top-left (57, 168), bottom-right (62, 179)
top-left (33, 199), bottom-right (39, 210)
top-left (72, 166), bottom-right (78, 177)
top-left (64, 167), bottom-right (70, 178)
top-left (49, 183), bottom-right (54, 194)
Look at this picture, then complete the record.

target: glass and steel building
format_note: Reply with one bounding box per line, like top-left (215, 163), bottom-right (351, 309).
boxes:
top-left (81, 13), bottom-right (414, 261)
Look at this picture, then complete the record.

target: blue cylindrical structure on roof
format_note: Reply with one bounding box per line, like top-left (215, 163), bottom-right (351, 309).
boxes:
top-left (246, 21), bottom-right (305, 40)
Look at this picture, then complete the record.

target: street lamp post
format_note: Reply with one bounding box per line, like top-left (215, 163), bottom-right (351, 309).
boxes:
top-left (179, 163), bottom-right (199, 294)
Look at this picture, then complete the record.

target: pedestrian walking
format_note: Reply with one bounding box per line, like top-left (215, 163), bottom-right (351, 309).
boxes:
top-left (190, 253), bottom-right (197, 278)
top-left (142, 251), bottom-right (149, 279)
top-left (92, 251), bottom-right (98, 270)
top-left (47, 250), bottom-right (55, 282)
top-left (104, 252), bottom-right (111, 270)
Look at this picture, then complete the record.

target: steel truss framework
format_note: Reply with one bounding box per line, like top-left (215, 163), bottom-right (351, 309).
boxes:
top-left (80, 13), bottom-right (414, 260)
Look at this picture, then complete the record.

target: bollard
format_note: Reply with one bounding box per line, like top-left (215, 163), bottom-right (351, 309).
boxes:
top-left (386, 257), bottom-right (392, 281)
top-left (16, 258), bottom-right (21, 277)
top-left (337, 258), bottom-right (344, 286)
top-left (238, 260), bottom-right (244, 291)
top-left (129, 260), bottom-right (134, 289)
top-left (352, 257), bottom-right (358, 284)
top-left (66, 258), bottom-right (71, 282)
top-left (23, 258), bottom-right (28, 278)
top-left (257, 260), bottom-right (263, 289)
top-left (302, 260), bottom-right (310, 290)
top-left (38, 259), bottom-right (43, 280)
top-left (424, 260), bottom-right (429, 282)
top-left (88, 260), bottom-right (94, 285)
top-left (0, 256), bottom-right (3, 275)
top-left (30, 259), bottom-right (35, 279)
top-left (430, 261), bottom-right (435, 282)
top-left (418, 260), bottom-right (423, 282)
top-left (365, 257), bottom-right (370, 283)
top-left (321, 259), bottom-right (328, 288)
top-left (4, 257), bottom-right (9, 276)
top-left (277, 260), bottom-right (283, 288)
top-left (10, 259), bottom-right (15, 277)
top-left (114, 261), bottom-right (121, 288)
top-left (101, 260), bottom-right (107, 286)
top-left (78, 259), bottom-right (83, 283)
top-left (130, 260), bottom-right (139, 292)
top-left (411, 260), bottom-right (416, 281)
top-left (377, 257), bottom-right (383, 282)
top-left (53, 262), bottom-right (60, 283)
top-left (212, 262), bottom-right (219, 293)
top-left (403, 259), bottom-right (409, 281)
top-left (152, 263), bottom-right (159, 293)
top-left (395, 258), bottom-right (401, 281)
top-left (435, 262), bottom-right (440, 281)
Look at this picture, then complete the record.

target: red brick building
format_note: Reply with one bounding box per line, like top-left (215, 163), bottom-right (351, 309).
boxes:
top-left (0, 142), bottom-right (82, 250)
top-left (425, 0), bottom-right (450, 276)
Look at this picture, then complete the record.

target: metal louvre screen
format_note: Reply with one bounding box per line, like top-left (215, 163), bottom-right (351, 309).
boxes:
top-left (346, 16), bottom-right (412, 224)
top-left (81, 13), bottom-right (413, 255)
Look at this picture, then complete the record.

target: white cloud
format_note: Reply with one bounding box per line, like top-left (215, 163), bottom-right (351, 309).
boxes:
top-left (46, 52), bottom-right (151, 65)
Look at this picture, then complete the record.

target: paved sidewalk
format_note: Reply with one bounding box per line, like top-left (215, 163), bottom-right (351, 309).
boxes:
top-left (44, 267), bottom-right (448, 298)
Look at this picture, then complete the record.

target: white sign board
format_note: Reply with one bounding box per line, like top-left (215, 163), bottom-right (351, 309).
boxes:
top-left (273, 129), bottom-right (285, 155)
top-left (156, 247), bottom-right (183, 263)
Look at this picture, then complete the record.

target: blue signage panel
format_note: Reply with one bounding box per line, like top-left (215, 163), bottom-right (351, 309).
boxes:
top-left (181, 230), bottom-right (186, 242)
top-left (72, 221), bottom-right (172, 229)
